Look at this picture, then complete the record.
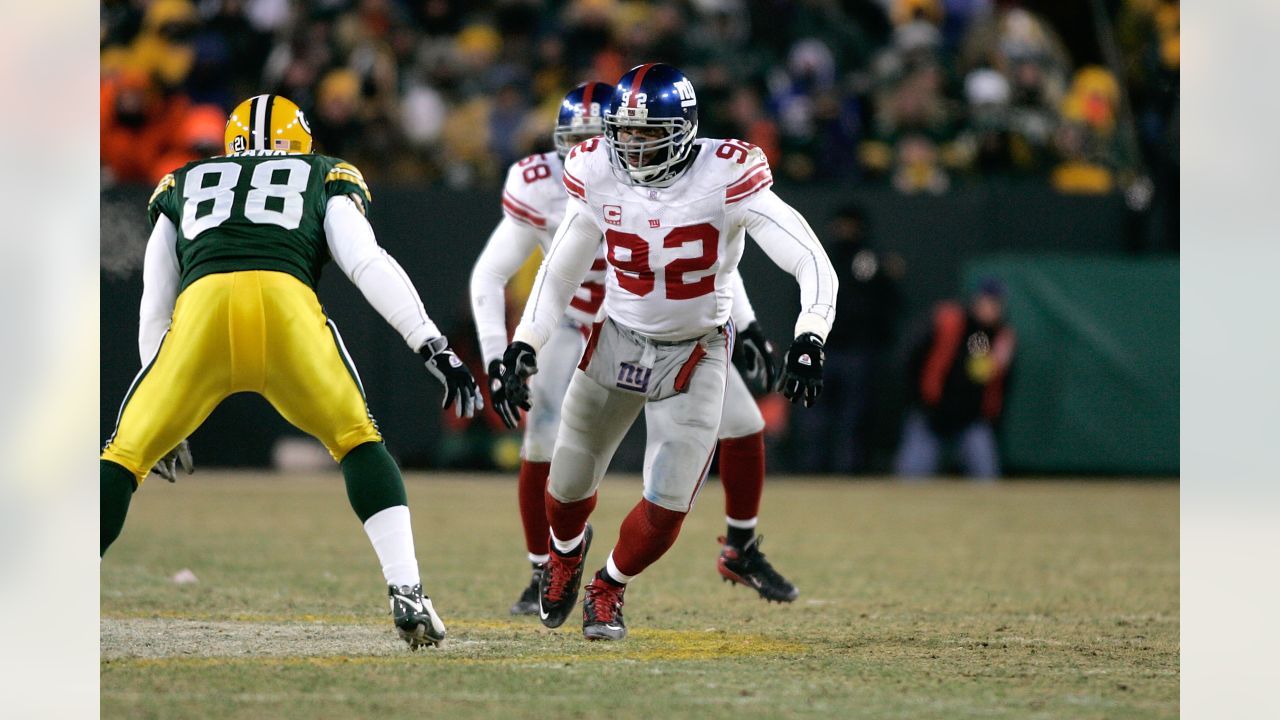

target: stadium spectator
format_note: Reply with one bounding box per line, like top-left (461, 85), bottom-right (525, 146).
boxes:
top-left (1051, 66), bottom-right (1122, 194)
top-left (894, 278), bottom-right (1015, 480)
top-left (1119, 0), bottom-right (1179, 250)
top-left (960, 3), bottom-right (1070, 174)
top-left (106, 0), bottom-right (200, 91)
top-left (793, 205), bottom-right (903, 474)
top-left (100, 69), bottom-right (191, 184)
top-left (148, 104), bottom-right (227, 182)
top-left (96, 0), bottom-right (1161, 194)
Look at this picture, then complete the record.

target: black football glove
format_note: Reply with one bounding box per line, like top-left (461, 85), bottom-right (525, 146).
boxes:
top-left (497, 341), bottom-right (538, 418)
top-left (419, 336), bottom-right (484, 418)
top-left (779, 333), bottom-right (825, 407)
top-left (151, 439), bottom-right (193, 483)
top-left (487, 359), bottom-right (522, 429)
top-left (731, 321), bottom-right (777, 396)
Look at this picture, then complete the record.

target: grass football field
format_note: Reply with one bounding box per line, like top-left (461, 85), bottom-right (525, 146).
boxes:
top-left (101, 473), bottom-right (1178, 719)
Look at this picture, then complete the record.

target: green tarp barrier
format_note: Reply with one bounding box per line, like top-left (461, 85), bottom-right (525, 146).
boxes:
top-left (963, 256), bottom-right (1178, 475)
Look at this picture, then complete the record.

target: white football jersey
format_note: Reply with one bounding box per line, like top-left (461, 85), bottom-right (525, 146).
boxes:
top-left (500, 152), bottom-right (607, 328)
top-left (514, 135), bottom-right (836, 352)
top-left (560, 137), bottom-right (780, 340)
top-left (472, 152), bottom-right (611, 365)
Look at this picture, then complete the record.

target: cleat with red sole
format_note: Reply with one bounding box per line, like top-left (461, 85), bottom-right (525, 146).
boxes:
top-left (716, 534), bottom-right (799, 603)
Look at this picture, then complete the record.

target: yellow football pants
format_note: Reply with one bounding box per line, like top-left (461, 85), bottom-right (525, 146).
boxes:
top-left (102, 270), bottom-right (382, 482)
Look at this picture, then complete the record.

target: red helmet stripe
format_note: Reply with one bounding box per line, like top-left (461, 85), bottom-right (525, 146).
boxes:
top-left (627, 64), bottom-right (656, 108)
top-left (582, 82), bottom-right (596, 115)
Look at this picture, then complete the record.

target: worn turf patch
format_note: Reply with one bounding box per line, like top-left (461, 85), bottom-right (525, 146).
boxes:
top-left (101, 616), bottom-right (804, 665)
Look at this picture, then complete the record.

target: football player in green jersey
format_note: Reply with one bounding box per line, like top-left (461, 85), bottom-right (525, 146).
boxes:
top-left (101, 94), bottom-right (481, 649)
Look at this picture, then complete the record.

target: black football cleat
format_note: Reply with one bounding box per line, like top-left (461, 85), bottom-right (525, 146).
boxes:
top-left (538, 523), bottom-right (593, 629)
top-left (582, 571), bottom-right (628, 641)
top-left (717, 534), bottom-right (800, 603)
top-left (388, 583), bottom-right (447, 649)
top-left (509, 563), bottom-right (545, 616)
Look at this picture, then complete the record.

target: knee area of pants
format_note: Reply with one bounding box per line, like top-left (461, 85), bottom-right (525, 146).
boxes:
top-left (521, 432), bottom-right (554, 464)
top-left (522, 446), bottom-right (553, 464)
top-left (718, 415), bottom-right (765, 440)
top-left (649, 440), bottom-right (711, 475)
top-left (640, 496), bottom-right (690, 524)
top-left (547, 454), bottom-right (598, 502)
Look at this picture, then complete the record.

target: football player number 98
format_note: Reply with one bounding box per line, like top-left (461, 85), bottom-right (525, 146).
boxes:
top-left (605, 222), bottom-right (718, 300)
top-left (180, 159), bottom-right (313, 238)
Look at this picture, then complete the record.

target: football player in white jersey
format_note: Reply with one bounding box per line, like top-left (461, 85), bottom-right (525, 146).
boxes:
top-left (472, 82), bottom-right (804, 617)
top-left (493, 64), bottom-right (838, 640)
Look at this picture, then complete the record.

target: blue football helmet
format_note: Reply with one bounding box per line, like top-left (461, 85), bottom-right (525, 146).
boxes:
top-left (604, 63), bottom-right (699, 185)
top-left (554, 81), bottom-right (615, 157)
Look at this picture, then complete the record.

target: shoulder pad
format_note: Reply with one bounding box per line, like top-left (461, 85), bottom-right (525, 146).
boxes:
top-left (147, 172), bottom-right (177, 226)
top-left (562, 137), bottom-right (605, 202)
top-left (322, 158), bottom-right (372, 210)
top-left (501, 153), bottom-right (562, 229)
top-left (711, 139), bottom-right (773, 205)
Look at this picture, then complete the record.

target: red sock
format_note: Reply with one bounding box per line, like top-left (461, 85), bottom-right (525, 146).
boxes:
top-left (720, 431), bottom-right (765, 522)
top-left (545, 489), bottom-right (597, 548)
top-left (610, 499), bottom-right (687, 577)
top-left (518, 461), bottom-right (551, 557)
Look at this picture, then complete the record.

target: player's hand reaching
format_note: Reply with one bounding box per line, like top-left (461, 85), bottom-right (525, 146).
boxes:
top-left (487, 359), bottom-right (522, 429)
top-left (732, 321), bottom-right (777, 395)
top-left (494, 341), bottom-right (538, 423)
top-left (779, 333), bottom-right (824, 407)
top-left (420, 336), bottom-right (484, 418)
top-left (151, 439), bottom-right (193, 483)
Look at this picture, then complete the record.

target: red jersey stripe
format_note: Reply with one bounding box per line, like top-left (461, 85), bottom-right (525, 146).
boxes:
top-left (725, 171), bottom-right (773, 204)
top-left (726, 162), bottom-right (769, 194)
top-left (502, 189), bottom-right (543, 215)
top-left (502, 197), bottom-right (547, 228)
top-left (562, 169), bottom-right (586, 200)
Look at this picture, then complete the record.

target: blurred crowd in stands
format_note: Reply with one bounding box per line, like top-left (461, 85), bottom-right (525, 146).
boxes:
top-left (101, 0), bottom-right (1179, 198)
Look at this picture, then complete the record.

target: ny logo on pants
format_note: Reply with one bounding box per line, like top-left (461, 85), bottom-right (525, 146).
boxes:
top-left (616, 362), bottom-right (652, 393)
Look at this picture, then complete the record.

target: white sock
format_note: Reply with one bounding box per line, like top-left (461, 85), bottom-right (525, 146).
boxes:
top-left (551, 528), bottom-right (585, 555)
top-left (363, 505), bottom-right (420, 588)
top-left (726, 516), bottom-right (758, 529)
top-left (528, 552), bottom-right (550, 565)
top-left (605, 552), bottom-right (634, 584)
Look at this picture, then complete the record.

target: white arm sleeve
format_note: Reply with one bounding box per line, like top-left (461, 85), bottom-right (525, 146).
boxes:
top-left (324, 195), bottom-right (442, 351)
top-left (727, 269), bottom-right (757, 329)
top-left (512, 198), bottom-right (603, 352)
top-left (470, 216), bottom-right (544, 366)
top-left (138, 215), bottom-right (181, 364)
top-left (739, 189), bottom-right (839, 341)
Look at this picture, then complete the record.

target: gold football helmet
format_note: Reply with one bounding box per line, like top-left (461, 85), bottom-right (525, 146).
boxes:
top-left (224, 94), bottom-right (313, 155)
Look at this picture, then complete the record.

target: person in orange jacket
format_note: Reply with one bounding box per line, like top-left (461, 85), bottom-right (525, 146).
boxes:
top-left (894, 278), bottom-right (1015, 479)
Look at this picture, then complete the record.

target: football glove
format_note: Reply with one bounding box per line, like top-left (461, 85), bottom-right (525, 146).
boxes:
top-left (151, 439), bottom-right (193, 483)
top-left (419, 336), bottom-right (483, 418)
top-left (497, 341), bottom-right (538, 417)
top-left (779, 333), bottom-right (825, 407)
top-left (487, 359), bottom-right (521, 430)
top-left (731, 321), bottom-right (777, 396)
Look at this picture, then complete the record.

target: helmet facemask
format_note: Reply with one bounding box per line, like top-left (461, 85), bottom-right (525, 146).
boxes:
top-left (553, 112), bottom-right (605, 157)
top-left (604, 109), bottom-right (697, 186)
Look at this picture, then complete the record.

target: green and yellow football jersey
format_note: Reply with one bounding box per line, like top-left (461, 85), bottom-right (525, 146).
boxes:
top-left (148, 150), bottom-right (372, 291)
